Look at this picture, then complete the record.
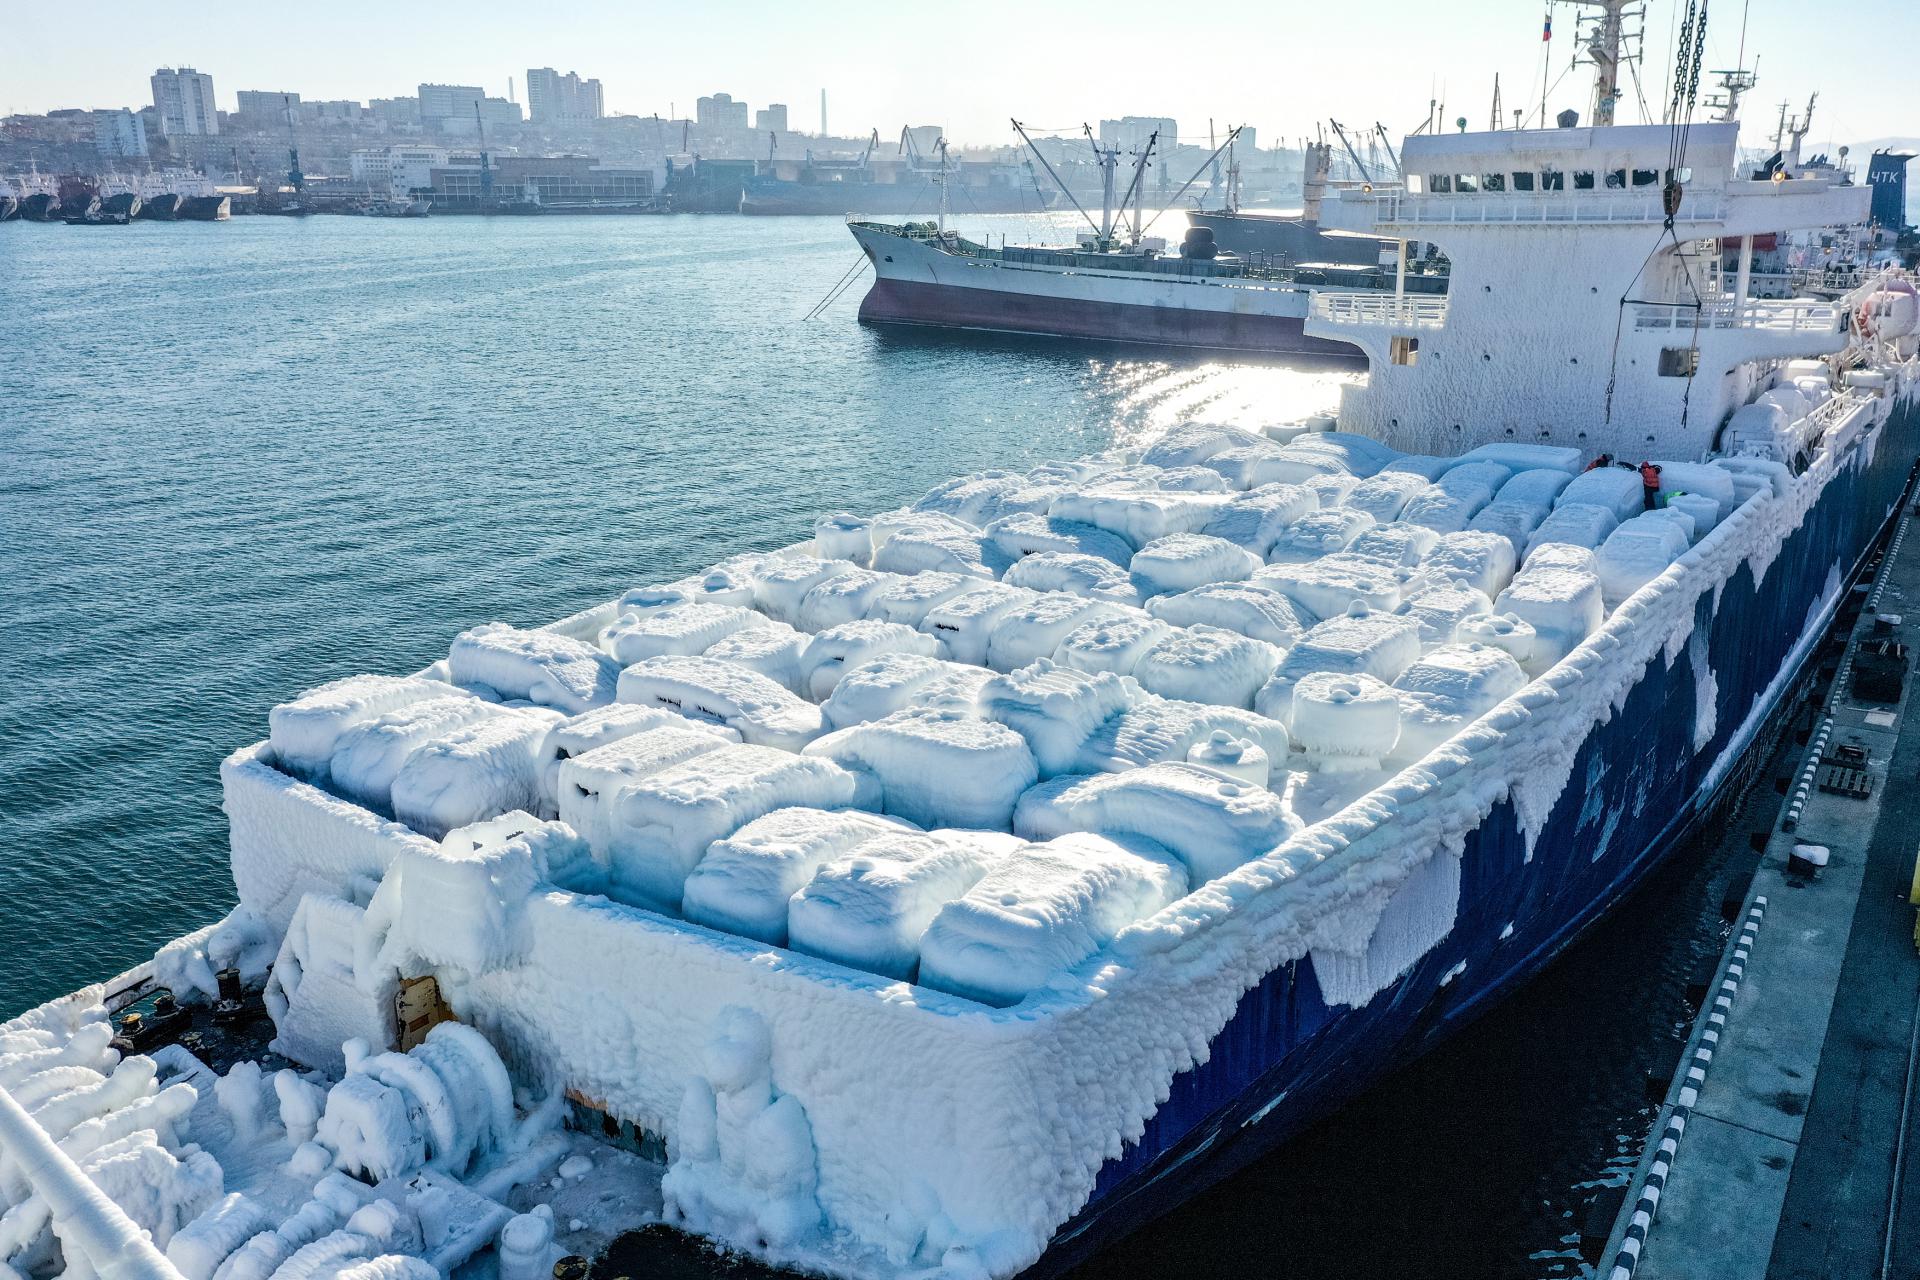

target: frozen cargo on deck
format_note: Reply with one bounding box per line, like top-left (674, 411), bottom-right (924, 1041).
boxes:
top-left (1390, 643), bottom-right (1529, 763)
top-left (983, 512), bottom-right (1133, 567)
top-left (328, 698), bottom-right (511, 812)
top-left (804, 708), bottom-right (1038, 830)
top-left (680, 807), bottom-right (914, 944)
top-left (1256, 609), bottom-right (1423, 726)
top-left (599, 603), bottom-right (770, 665)
top-left (390, 709), bottom-right (563, 840)
top-left (270, 675), bottom-right (467, 779)
top-left (800, 620), bottom-right (947, 698)
top-left (1052, 614), bottom-right (1176, 675)
top-left (1555, 467), bottom-right (1645, 524)
top-left (616, 655), bottom-right (825, 751)
top-left (1047, 488), bottom-right (1221, 548)
top-left (448, 624), bottom-right (620, 714)
top-left (555, 724), bottom-right (735, 855)
top-left (984, 596), bottom-right (1135, 673)
top-left (977, 661), bottom-right (1139, 777)
top-left (1132, 626), bottom-right (1278, 709)
top-left (536, 703), bottom-right (741, 815)
top-left (1144, 581), bottom-right (1312, 649)
top-left (1003, 552), bottom-right (1144, 606)
top-left (1073, 695), bottom-right (1288, 781)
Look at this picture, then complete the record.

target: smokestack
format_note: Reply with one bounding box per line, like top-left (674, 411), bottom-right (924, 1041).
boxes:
top-left (820, 88), bottom-right (827, 137)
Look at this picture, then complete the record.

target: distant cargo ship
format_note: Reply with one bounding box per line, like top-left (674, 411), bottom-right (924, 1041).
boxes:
top-left (1185, 139), bottom-right (1395, 266)
top-left (745, 134), bottom-right (1053, 216)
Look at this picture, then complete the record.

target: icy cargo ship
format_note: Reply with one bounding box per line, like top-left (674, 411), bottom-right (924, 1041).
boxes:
top-left (8, 106), bottom-right (1920, 1280)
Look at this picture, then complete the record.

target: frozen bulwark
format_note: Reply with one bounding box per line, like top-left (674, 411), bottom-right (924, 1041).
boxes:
top-left (22, 382), bottom-right (1909, 1280)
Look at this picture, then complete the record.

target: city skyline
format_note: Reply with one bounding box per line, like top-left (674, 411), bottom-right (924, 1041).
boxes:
top-left (6, 0), bottom-right (1919, 150)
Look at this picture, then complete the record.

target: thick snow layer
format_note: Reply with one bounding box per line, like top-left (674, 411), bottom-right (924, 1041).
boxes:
top-left (915, 473), bottom-right (1060, 526)
top-left (1494, 569), bottom-right (1607, 673)
top-left (918, 834), bottom-right (1189, 1007)
top-left (786, 829), bottom-right (1021, 979)
top-left (1051, 614), bottom-right (1175, 676)
top-left (1198, 443), bottom-right (1286, 490)
top-left (1525, 502), bottom-right (1620, 557)
top-left (805, 709), bottom-right (1038, 831)
top-left (329, 699), bottom-right (513, 814)
top-left (795, 570), bottom-right (905, 633)
top-left (983, 513), bottom-right (1133, 568)
top-left (555, 725), bottom-right (734, 857)
top-left (1129, 534), bottom-right (1262, 597)
top-left (271, 676), bottom-right (467, 780)
top-left (1345, 523), bottom-right (1440, 569)
top-left (1555, 468), bottom-right (1645, 524)
top-left (1265, 508), bottom-right (1377, 565)
top-left (1255, 557), bottom-right (1404, 618)
top-left (1380, 453), bottom-right (1454, 480)
top-left (1289, 672), bottom-right (1400, 770)
top-left (1396, 582), bottom-right (1494, 647)
top-left (1390, 643), bottom-right (1530, 764)
top-left (1144, 581), bottom-right (1312, 649)
top-left (1255, 609), bottom-right (1424, 726)
top-left (269, 892), bottom-right (395, 1071)
top-left (1666, 492), bottom-right (1723, 537)
top-left (868, 509), bottom-right (975, 556)
top-left (1418, 531), bottom-right (1519, 598)
top-left (448, 626), bottom-right (620, 715)
top-left (754, 558), bottom-right (862, 626)
top-left (984, 596), bottom-right (1133, 674)
top-left (801, 621), bottom-right (947, 699)
top-left (538, 705), bottom-right (731, 816)
top-left (1515, 542), bottom-right (1598, 578)
top-left (977, 661), bottom-right (1140, 777)
top-left (1014, 762), bottom-right (1295, 884)
top-left (819, 655), bottom-right (991, 730)
top-left (1186, 730), bottom-right (1270, 786)
top-left (616, 655), bottom-right (824, 752)
top-left (1399, 484), bottom-right (1493, 534)
top-left (1457, 443), bottom-right (1583, 476)
top-left (918, 583), bottom-right (1043, 666)
top-left (599, 604), bottom-right (769, 666)
top-left (1453, 611), bottom-right (1540, 670)
top-left (1132, 625), bottom-right (1278, 710)
top-left (1341, 472), bottom-right (1430, 524)
top-left (1138, 423), bottom-right (1270, 469)
top-left (1467, 500), bottom-right (1550, 559)
top-left (681, 808), bottom-right (915, 944)
top-left (1200, 484), bottom-right (1320, 557)
top-left (389, 710), bottom-right (563, 841)
top-left (700, 622), bottom-right (809, 695)
top-left (1047, 489), bottom-right (1220, 549)
top-left (873, 529), bottom-right (1011, 582)
top-left (1437, 461), bottom-right (1513, 494)
top-left (813, 513), bottom-right (876, 567)
top-left (607, 744), bottom-right (875, 911)
top-left (1640, 506), bottom-right (1699, 546)
top-left (1595, 519), bottom-right (1688, 609)
top-left (866, 571), bottom-right (978, 627)
top-left (1074, 696), bottom-right (1288, 782)
top-left (1002, 552), bottom-right (1143, 607)
top-left (1151, 466), bottom-right (1233, 494)
top-left (1496, 468), bottom-right (1575, 506)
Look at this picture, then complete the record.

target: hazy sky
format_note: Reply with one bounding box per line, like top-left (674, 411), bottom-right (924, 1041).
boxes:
top-left (6, 0), bottom-right (1916, 149)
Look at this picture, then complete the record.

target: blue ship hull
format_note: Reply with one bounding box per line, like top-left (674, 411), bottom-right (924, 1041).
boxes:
top-left (1037, 401), bottom-right (1920, 1275)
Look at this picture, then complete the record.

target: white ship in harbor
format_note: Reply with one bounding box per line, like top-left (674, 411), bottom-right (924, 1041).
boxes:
top-left (4, 9), bottom-right (1920, 1280)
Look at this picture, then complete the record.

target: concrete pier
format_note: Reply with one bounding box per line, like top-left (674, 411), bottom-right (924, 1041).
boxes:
top-left (1605, 499), bottom-right (1920, 1279)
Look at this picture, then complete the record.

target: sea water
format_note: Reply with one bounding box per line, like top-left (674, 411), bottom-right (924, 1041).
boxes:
top-left (0, 211), bottom-right (1748, 1278)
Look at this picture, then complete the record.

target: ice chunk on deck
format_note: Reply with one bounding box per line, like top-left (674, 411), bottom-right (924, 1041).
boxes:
top-left (918, 582), bottom-right (1042, 666)
top-left (1290, 672), bottom-right (1400, 772)
top-left (1255, 609), bottom-right (1423, 725)
top-left (1200, 483), bottom-right (1319, 556)
top-left (1074, 695), bottom-right (1288, 784)
top-left (1145, 581), bottom-right (1312, 649)
top-left (1200, 442), bottom-right (1288, 490)
top-left (1048, 488), bottom-right (1219, 549)
top-left (702, 620), bottom-right (808, 693)
top-left (800, 620), bottom-right (947, 699)
top-left (1139, 423), bottom-right (1270, 469)
top-left (329, 698), bottom-right (510, 812)
top-left (1418, 531), bottom-right (1519, 597)
top-left (788, 829), bottom-right (1022, 979)
top-left (1438, 461), bottom-right (1514, 494)
top-left (1256, 557), bottom-right (1404, 619)
top-left (1516, 542), bottom-right (1598, 578)
top-left (1265, 508), bottom-right (1376, 565)
top-left (1399, 484), bottom-right (1494, 534)
top-left (1497, 468), bottom-right (1575, 506)
top-left (795, 569), bottom-right (902, 632)
top-left (1467, 501), bottom-right (1550, 559)
top-left (1650, 461), bottom-right (1738, 513)
top-left (448, 624), bottom-right (620, 713)
top-left (985, 596), bottom-right (1133, 673)
top-left (1129, 533), bottom-right (1262, 597)
top-left (1391, 643), bottom-right (1528, 763)
top-left (391, 709), bottom-right (563, 840)
top-left (1457, 443), bottom-right (1582, 476)
top-left (1014, 762), bottom-right (1293, 884)
top-left (1640, 506), bottom-right (1698, 547)
top-left (867, 571), bottom-right (977, 626)
top-left (1555, 467), bottom-right (1645, 524)
top-left (1525, 502), bottom-right (1620, 557)
top-left (1396, 582), bottom-right (1494, 647)
top-left (982, 512), bottom-right (1133, 567)
top-left (915, 471), bottom-right (1059, 525)
top-left (270, 675), bottom-right (467, 779)
top-left (538, 705), bottom-right (739, 817)
top-left (869, 508), bottom-right (976, 552)
top-left (1342, 472), bottom-right (1431, 524)
top-left (1595, 516), bottom-right (1688, 608)
top-left (753, 557), bottom-right (860, 626)
top-left (813, 512), bottom-right (875, 566)
top-left (1380, 454), bottom-right (1453, 481)
top-left (556, 724), bottom-right (735, 853)
top-left (819, 654), bottom-right (991, 729)
top-left (805, 708), bottom-right (1037, 829)
top-left (1052, 614), bottom-right (1174, 676)
top-left (608, 744), bottom-right (876, 911)
top-left (1134, 625), bottom-right (1279, 709)
top-left (1494, 568), bottom-right (1606, 672)
top-left (681, 808), bottom-right (914, 944)
top-left (622, 558), bottom-right (763, 614)
top-left (1153, 466), bottom-right (1234, 493)
top-left (1455, 612), bottom-right (1539, 670)
top-left (873, 528), bottom-right (1011, 581)
top-left (918, 832), bottom-right (1190, 1006)
top-left (617, 655), bottom-right (825, 751)
top-left (600, 603), bottom-right (769, 665)
top-left (1346, 523), bottom-right (1440, 569)
top-left (1665, 492), bottom-right (1722, 538)
top-left (1002, 552), bottom-right (1143, 607)
top-left (977, 660), bottom-right (1139, 776)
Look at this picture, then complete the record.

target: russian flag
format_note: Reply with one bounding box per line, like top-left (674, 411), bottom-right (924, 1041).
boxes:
top-left (1542, 13), bottom-right (1553, 40)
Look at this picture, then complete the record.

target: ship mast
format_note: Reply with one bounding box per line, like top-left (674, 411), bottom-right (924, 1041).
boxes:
top-left (1566, 0), bottom-right (1642, 127)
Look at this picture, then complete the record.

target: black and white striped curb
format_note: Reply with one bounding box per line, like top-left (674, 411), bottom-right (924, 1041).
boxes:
top-left (1607, 897), bottom-right (1769, 1280)
top-left (1783, 719), bottom-right (1833, 831)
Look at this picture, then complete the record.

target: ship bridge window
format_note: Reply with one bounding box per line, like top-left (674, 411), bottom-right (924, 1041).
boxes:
top-left (1632, 168), bottom-right (1659, 187)
top-left (1573, 170), bottom-right (1595, 189)
top-left (1454, 174), bottom-right (1478, 193)
top-left (1541, 169), bottom-right (1565, 191)
top-left (1605, 169), bottom-right (1627, 189)
top-left (1482, 172), bottom-right (1506, 192)
top-left (1428, 174), bottom-right (1453, 193)
top-left (1512, 171), bottom-right (1536, 192)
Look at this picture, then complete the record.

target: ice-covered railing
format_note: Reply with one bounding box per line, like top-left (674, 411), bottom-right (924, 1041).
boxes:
top-left (1310, 294), bottom-right (1450, 329)
top-left (1630, 297), bottom-right (1842, 334)
top-left (1354, 189), bottom-right (1730, 227)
